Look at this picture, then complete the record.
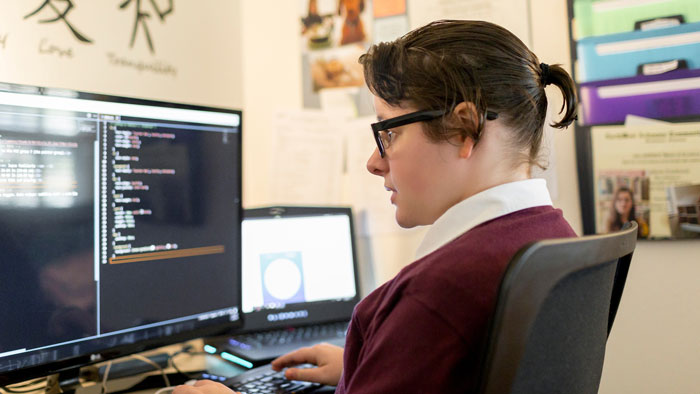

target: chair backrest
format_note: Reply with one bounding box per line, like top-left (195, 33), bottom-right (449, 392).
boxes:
top-left (476, 222), bottom-right (638, 394)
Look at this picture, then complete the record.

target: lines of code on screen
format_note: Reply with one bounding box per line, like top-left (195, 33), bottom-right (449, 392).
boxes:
top-left (98, 116), bottom-right (241, 334)
top-left (0, 107), bottom-right (97, 353)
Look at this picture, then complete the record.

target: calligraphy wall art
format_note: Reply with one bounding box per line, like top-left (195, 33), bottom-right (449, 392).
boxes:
top-left (0, 0), bottom-right (243, 108)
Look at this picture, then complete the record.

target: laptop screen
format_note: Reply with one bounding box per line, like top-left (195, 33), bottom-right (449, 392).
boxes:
top-left (240, 206), bottom-right (360, 331)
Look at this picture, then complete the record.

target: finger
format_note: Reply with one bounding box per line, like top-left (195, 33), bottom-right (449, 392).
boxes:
top-left (193, 380), bottom-right (217, 387)
top-left (271, 347), bottom-right (317, 370)
top-left (284, 366), bottom-right (327, 385)
top-left (172, 385), bottom-right (200, 394)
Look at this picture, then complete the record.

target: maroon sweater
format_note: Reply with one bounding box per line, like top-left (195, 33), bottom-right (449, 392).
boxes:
top-left (335, 206), bottom-right (576, 393)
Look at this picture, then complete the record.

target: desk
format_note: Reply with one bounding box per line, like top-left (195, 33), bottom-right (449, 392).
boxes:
top-left (74, 340), bottom-right (247, 394)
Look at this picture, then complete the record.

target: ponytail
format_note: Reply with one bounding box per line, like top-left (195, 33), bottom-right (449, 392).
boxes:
top-left (539, 62), bottom-right (578, 129)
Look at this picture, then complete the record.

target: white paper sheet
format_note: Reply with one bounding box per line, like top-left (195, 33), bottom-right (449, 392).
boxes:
top-left (319, 88), bottom-right (359, 118)
top-left (373, 15), bottom-right (410, 44)
top-left (270, 110), bottom-right (344, 205)
top-left (624, 114), bottom-right (672, 126)
top-left (407, 0), bottom-right (532, 47)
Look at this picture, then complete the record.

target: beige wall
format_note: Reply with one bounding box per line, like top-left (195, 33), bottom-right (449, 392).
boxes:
top-left (241, 0), bottom-right (700, 392)
top-left (0, 0), bottom-right (697, 391)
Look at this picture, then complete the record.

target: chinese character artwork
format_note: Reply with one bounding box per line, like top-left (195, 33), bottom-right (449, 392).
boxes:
top-left (24, 0), bottom-right (93, 43)
top-left (119, 0), bottom-right (174, 54)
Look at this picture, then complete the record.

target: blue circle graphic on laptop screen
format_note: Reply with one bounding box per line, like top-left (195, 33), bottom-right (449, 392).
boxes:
top-left (260, 251), bottom-right (306, 306)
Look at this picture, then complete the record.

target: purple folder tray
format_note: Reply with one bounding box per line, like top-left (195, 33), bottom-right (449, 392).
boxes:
top-left (579, 68), bottom-right (700, 125)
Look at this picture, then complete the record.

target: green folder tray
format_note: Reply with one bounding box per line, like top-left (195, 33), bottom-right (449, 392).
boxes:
top-left (574, 0), bottom-right (700, 39)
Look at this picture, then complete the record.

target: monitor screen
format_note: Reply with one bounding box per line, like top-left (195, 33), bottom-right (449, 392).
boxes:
top-left (0, 83), bottom-right (243, 385)
top-left (240, 206), bottom-right (359, 331)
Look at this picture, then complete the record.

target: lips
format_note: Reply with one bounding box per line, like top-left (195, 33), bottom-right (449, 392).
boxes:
top-left (385, 186), bottom-right (396, 204)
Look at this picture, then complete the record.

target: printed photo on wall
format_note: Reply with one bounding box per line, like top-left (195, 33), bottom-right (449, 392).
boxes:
top-left (666, 184), bottom-right (700, 239)
top-left (309, 44), bottom-right (365, 91)
top-left (597, 170), bottom-right (650, 239)
top-left (300, 0), bottom-right (373, 112)
top-left (591, 123), bottom-right (700, 239)
top-left (301, 0), bottom-right (370, 51)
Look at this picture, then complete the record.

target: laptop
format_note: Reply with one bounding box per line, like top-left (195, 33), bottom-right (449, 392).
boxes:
top-left (205, 206), bottom-right (361, 368)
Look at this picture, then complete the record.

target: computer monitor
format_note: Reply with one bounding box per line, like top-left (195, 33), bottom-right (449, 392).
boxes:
top-left (240, 206), bottom-right (360, 330)
top-left (0, 82), bottom-right (243, 386)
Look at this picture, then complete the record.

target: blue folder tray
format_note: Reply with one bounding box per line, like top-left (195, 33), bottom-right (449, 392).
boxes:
top-left (577, 22), bottom-right (700, 83)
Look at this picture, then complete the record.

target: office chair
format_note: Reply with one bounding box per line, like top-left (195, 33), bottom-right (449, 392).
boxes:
top-left (476, 222), bottom-right (638, 394)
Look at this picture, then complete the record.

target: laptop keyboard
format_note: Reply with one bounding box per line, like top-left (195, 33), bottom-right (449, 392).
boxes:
top-left (233, 321), bottom-right (349, 348)
top-left (218, 363), bottom-right (322, 394)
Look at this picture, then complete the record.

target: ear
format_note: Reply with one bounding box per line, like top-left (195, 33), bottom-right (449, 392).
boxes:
top-left (452, 101), bottom-right (479, 159)
top-left (458, 137), bottom-right (475, 159)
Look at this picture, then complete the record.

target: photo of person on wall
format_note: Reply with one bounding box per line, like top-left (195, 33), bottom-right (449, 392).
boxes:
top-left (606, 186), bottom-right (649, 238)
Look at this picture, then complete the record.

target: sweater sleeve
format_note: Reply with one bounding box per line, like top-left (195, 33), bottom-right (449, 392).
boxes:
top-left (339, 294), bottom-right (476, 394)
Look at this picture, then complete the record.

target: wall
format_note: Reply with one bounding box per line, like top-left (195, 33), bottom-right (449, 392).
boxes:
top-left (1, 0), bottom-right (697, 391)
top-left (241, 1), bottom-right (699, 393)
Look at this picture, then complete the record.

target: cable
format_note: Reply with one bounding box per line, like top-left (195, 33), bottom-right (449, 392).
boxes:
top-left (168, 347), bottom-right (209, 380)
top-left (130, 354), bottom-right (170, 387)
top-left (1, 386), bottom-right (47, 394)
top-left (153, 387), bottom-right (177, 394)
top-left (1, 378), bottom-right (47, 394)
top-left (101, 360), bottom-right (113, 394)
top-left (2, 379), bottom-right (46, 389)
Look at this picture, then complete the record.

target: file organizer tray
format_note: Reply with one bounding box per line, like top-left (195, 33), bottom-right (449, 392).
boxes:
top-left (577, 22), bottom-right (700, 82)
top-left (579, 69), bottom-right (700, 125)
top-left (574, 0), bottom-right (700, 39)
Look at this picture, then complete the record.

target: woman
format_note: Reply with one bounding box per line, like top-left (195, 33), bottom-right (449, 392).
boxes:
top-left (607, 186), bottom-right (649, 238)
top-left (176, 19), bottom-right (578, 393)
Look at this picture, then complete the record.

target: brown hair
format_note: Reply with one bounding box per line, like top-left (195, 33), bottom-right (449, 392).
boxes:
top-left (359, 20), bottom-right (577, 168)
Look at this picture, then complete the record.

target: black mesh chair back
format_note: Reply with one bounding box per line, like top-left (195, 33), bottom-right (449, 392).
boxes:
top-left (476, 222), bottom-right (638, 394)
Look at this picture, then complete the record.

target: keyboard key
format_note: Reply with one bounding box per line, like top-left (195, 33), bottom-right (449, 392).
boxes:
top-left (223, 363), bottom-right (323, 394)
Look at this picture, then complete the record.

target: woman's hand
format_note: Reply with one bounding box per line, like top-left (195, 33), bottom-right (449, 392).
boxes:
top-left (270, 343), bottom-right (344, 386)
top-left (172, 379), bottom-right (240, 394)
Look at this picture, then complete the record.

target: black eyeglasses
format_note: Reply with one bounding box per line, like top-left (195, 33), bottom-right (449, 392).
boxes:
top-left (371, 108), bottom-right (499, 158)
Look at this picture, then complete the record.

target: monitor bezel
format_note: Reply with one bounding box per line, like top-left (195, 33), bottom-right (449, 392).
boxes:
top-left (238, 205), bottom-right (362, 333)
top-left (0, 82), bottom-right (244, 387)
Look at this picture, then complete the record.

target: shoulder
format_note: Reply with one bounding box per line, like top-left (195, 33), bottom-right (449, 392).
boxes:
top-left (397, 206), bottom-right (576, 331)
top-left (407, 206), bottom-right (575, 281)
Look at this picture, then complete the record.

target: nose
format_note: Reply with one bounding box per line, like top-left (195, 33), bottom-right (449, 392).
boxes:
top-left (366, 147), bottom-right (387, 177)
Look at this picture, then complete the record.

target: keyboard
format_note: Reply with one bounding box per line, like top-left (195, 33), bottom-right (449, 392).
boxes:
top-left (204, 321), bottom-right (349, 368)
top-left (232, 321), bottom-right (349, 348)
top-left (217, 363), bottom-right (323, 394)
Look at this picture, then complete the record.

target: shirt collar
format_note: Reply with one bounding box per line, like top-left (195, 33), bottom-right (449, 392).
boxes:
top-left (414, 178), bottom-right (553, 260)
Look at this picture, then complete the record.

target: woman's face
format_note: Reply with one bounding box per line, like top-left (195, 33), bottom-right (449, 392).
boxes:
top-left (614, 191), bottom-right (633, 216)
top-left (366, 96), bottom-right (465, 228)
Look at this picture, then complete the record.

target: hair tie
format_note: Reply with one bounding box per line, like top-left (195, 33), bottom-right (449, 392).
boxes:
top-left (540, 63), bottom-right (552, 86)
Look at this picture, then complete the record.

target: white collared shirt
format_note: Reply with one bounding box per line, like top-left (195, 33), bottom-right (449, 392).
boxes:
top-left (414, 178), bottom-right (553, 260)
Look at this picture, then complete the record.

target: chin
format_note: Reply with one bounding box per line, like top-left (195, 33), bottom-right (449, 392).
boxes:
top-left (394, 210), bottom-right (421, 229)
